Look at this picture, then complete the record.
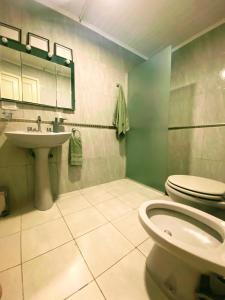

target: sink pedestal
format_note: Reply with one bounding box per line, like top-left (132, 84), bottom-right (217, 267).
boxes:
top-left (33, 148), bottom-right (53, 210)
top-left (5, 131), bottom-right (71, 211)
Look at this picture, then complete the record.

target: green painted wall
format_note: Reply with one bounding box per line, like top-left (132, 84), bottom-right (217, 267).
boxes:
top-left (126, 47), bottom-right (171, 192)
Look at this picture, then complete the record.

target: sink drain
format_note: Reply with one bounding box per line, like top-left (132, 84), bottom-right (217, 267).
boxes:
top-left (164, 229), bottom-right (172, 237)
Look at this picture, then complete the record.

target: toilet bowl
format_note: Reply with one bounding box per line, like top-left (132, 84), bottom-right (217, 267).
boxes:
top-left (139, 200), bottom-right (225, 300)
top-left (165, 175), bottom-right (225, 209)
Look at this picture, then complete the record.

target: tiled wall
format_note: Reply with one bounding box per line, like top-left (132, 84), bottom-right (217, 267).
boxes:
top-left (168, 23), bottom-right (225, 182)
top-left (0, 0), bottom-right (143, 209)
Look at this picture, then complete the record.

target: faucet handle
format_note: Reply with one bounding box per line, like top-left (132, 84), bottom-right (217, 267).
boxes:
top-left (59, 117), bottom-right (66, 123)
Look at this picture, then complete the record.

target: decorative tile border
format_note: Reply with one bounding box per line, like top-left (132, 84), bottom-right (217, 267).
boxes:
top-left (168, 123), bottom-right (225, 130)
top-left (0, 118), bottom-right (116, 130)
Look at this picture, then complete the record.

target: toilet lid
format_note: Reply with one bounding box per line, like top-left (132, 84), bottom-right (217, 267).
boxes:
top-left (166, 180), bottom-right (224, 201)
top-left (167, 175), bottom-right (225, 196)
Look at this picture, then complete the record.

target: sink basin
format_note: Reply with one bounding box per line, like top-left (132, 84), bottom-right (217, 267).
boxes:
top-left (5, 131), bottom-right (71, 148)
top-left (5, 131), bottom-right (71, 211)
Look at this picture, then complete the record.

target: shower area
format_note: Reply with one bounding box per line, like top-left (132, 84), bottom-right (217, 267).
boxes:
top-left (126, 23), bottom-right (225, 190)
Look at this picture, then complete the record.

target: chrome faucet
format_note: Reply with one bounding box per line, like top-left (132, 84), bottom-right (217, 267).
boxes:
top-left (52, 117), bottom-right (66, 132)
top-left (37, 116), bottom-right (42, 132)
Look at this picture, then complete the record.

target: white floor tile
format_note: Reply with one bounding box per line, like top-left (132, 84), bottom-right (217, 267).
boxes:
top-left (95, 198), bottom-right (131, 221)
top-left (76, 223), bottom-right (134, 277)
top-left (21, 204), bottom-right (61, 230)
top-left (64, 207), bottom-right (107, 238)
top-left (0, 266), bottom-right (23, 300)
top-left (118, 192), bottom-right (150, 209)
top-left (0, 233), bottom-right (20, 271)
top-left (112, 210), bottom-right (148, 246)
top-left (0, 214), bottom-right (21, 238)
top-left (22, 218), bottom-right (73, 262)
top-left (83, 190), bottom-right (115, 205)
top-left (138, 238), bottom-right (155, 257)
top-left (97, 249), bottom-right (168, 300)
top-left (23, 241), bottom-right (93, 300)
top-left (56, 194), bottom-right (91, 216)
top-left (67, 281), bottom-right (105, 300)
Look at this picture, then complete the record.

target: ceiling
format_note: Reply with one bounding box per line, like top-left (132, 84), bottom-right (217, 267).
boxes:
top-left (35, 0), bottom-right (225, 59)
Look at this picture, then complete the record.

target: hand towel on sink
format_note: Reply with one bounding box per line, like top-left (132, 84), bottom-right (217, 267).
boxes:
top-left (69, 130), bottom-right (82, 166)
top-left (113, 84), bottom-right (129, 138)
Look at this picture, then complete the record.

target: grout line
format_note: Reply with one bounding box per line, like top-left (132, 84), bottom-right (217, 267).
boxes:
top-left (19, 215), bottom-right (25, 300)
top-left (0, 263), bottom-right (22, 274)
top-left (21, 214), bottom-right (62, 232)
top-left (22, 239), bottom-right (74, 265)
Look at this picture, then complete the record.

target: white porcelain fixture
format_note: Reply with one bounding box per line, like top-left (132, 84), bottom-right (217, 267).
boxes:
top-left (5, 131), bottom-right (71, 210)
top-left (165, 175), bottom-right (225, 209)
top-left (139, 200), bottom-right (225, 300)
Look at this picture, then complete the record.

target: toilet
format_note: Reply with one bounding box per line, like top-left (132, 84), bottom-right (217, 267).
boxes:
top-left (165, 175), bottom-right (225, 210)
top-left (139, 200), bottom-right (225, 300)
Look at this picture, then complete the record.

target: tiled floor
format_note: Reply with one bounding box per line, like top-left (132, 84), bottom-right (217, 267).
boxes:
top-left (0, 178), bottom-right (170, 300)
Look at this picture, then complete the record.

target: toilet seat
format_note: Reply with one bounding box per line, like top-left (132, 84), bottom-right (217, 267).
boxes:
top-left (165, 182), bottom-right (225, 208)
top-left (167, 175), bottom-right (225, 196)
top-left (166, 180), bottom-right (224, 201)
top-left (139, 200), bottom-right (225, 276)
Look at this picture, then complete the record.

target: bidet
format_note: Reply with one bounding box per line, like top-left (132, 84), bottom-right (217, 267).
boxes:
top-left (139, 200), bottom-right (225, 300)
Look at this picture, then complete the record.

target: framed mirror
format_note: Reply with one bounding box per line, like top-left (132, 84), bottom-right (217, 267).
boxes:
top-left (0, 38), bottom-right (75, 110)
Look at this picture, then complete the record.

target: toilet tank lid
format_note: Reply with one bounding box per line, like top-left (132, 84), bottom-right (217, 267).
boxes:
top-left (167, 175), bottom-right (225, 196)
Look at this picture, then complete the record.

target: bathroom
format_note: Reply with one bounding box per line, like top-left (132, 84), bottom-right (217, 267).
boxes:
top-left (0, 0), bottom-right (225, 299)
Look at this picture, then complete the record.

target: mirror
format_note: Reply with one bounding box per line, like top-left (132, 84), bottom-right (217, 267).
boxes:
top-left (0, 46), bottom-right (22, 101)
top-left (21, 53), bottom-right (56, 106)
top-left (0, 44), bottom-right (74, 110)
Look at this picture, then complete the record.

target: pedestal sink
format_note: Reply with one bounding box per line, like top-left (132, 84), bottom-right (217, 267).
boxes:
top-left (5, 131), bottom-right (71, 210)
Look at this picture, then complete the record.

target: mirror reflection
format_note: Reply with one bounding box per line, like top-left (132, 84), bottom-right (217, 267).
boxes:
top-left (21, 53), bottom-right (56, 106)
top-left (56, 64), bottom-right (71, 109)
top-left (0, 45), bottom-right (73, 109)
top-left (0, 47), bottom-right (22, 101)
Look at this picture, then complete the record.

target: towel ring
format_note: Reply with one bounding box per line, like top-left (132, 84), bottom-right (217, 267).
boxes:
top-left (72, 128), bottom-right (81, 138)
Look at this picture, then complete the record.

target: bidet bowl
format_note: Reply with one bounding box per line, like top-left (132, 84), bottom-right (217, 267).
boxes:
top-left (139, 200), bottom-right (225, 275)
top-left (139, 200), bottom-right (225, 300)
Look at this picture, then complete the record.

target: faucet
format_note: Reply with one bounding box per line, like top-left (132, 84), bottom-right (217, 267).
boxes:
top-left (37, 116), bottom-right (42, 132)
top-left (52, 117), bottom-right (66, 132)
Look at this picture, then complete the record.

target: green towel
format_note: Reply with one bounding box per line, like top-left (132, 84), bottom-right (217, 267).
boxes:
top-left (69, 131), bottom-right (83, 166)
top-left (113, 85), bottom-right (129, 137)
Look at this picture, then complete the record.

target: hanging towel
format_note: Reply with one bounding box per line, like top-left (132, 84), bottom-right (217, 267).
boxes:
top-left (69, 130), bottom-right (83, 166)
top-left (113, 85), bottom-right (129, 138)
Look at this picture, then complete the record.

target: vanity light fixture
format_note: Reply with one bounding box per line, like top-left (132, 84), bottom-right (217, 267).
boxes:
top-left (1, 37), bottom-right (8, 44)
top-left (47, 52), bottom-right (53, 59)
top-left (65, 59), bottom-right (70, 65)
top-left (26, 44), bottom-right (32, 52)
